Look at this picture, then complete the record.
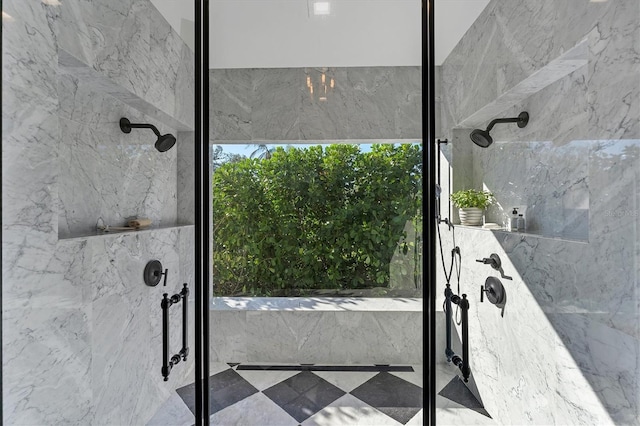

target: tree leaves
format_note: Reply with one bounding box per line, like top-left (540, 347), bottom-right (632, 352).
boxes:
top-left (212, 144), bottom-right (422, 296)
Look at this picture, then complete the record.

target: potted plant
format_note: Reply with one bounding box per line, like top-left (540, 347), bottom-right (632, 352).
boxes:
top-left (450, 189), bottom-right (495, 226)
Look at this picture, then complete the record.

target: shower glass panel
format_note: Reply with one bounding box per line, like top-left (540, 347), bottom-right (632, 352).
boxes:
top-left (2, 0), bottom-right (198, 424)
top-left (208, 1), bottom-right (424, 424)
top-left (434, 1), bottom-right (640, 424)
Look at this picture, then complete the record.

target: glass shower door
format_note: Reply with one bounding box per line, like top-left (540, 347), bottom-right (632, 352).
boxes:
top-left (433, 1), bottom-right (640, 424)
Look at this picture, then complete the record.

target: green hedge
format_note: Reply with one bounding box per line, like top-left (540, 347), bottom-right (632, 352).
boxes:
top-left (212, 144), bottom-right (422, 296)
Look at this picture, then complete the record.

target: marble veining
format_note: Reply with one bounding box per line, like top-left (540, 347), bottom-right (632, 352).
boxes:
top-left (3, 0), bottom-right (195, 424)
top-left (211, 301), bottom-right (422, 364)
top-left (439, 0), bottom-right (639, 423)
top-left (209, 67), bottom-right (421, 141)
top-left (57, 72), bottom-right (178, 239)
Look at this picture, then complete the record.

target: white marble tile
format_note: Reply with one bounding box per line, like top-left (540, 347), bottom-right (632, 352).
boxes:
top-left (146, 393), bottom-right (193, 426)
top-left (439, 1), bottom-right (639, 422)
top-left (2, 306), bottom-right (94, 425)
top-left (312, 371), bottom-right (378, 393)
top-left (211, 392), bottom-right (298, 426)
top-left (235, 369), bottom-right (299, 391)
top-left (302, 394), bottom-right (402, 426)
top-left (177, 132), bottom-right (195, 225)
top-left (57, 113), bottom-right (178, 238)
top-left (2, 0), bottom-right (58, 99)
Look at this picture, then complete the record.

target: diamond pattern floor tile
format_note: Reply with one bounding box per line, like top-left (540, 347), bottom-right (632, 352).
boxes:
top-left (176, 368), bottom-right (259, 415)
top-left (263, 371), bottom-right (346, 422)
top-left (350, 372), bottom-right (423, 425)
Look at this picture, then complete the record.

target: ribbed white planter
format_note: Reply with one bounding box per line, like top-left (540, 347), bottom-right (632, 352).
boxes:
top-left (459, 207), bottom-right (484, 226)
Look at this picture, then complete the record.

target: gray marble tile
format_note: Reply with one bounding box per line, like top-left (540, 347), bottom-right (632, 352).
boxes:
top-left (299, 68), bottom-right (349, 140)
top-left (346, 67), bottom-right (421, 140)
top-left (251, 68), bottom-right (302, 140)
top-left (209, 67), bottom-right (422, 142)
top-left (209, 69), bottom-right (253, 141)
top-left (176, 131), bottom-right (195, 225)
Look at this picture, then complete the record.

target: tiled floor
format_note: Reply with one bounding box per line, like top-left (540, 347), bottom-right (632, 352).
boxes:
top-left (149, 362), bottom-right (423, 425)
top-left (148, 361), bottom-right (495, 426)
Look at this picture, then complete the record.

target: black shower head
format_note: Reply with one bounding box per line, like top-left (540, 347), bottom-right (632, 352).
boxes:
top-left (470, 111), bottom-right (529, 148)
top-left (119, 117), bottom-right (177, 152)
top-left (155, 133), bottom-right (177, 152)
top-left (470, 129), bottom-right (493, 148)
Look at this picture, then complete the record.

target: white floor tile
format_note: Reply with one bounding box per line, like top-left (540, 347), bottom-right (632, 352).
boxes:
top-left (312, 371), bottom-right (378, 393)
top-left (302, 394), bottom-right (403, 426)
top-left (146, 393), bottom-right (193, 426)
top-left (210, 392), bottom-right (298, 426)
top-left (234, 369), bottom-right (299, 391)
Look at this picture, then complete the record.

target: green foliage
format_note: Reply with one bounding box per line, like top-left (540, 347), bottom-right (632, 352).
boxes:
top-left (212, 144), bottom-right (422, 296)
top-left (450, 189), bottom-right (494, 209)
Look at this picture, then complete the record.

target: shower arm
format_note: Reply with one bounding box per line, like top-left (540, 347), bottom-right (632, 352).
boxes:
top-left (485, 117), bottom-right (521, 132)
top-left (125, 122), bottom-right (162, 138)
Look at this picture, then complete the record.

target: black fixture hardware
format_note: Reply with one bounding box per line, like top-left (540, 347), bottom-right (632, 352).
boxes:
top-left (480, 277), bottom-right (507, 317)
top-left (470, 111), bottom-right (529, 148)
top-left (119, 117), bottom-right (177, 152)
top-left (475, 253), bottom-right (512, 280)
top-left (436, 138), bottom-right (451, 227)
top-left (161, 283), bottom-right (189, 381)
top-left (144, 260), bottom-right (168, 287)
top-left (444, 285), bottom-right (470, 382)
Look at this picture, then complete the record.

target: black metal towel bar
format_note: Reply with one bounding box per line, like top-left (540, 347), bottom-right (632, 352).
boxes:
top-left (161, 283), bottom-right (189, 381)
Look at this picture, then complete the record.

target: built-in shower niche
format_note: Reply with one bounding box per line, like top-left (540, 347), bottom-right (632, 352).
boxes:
top-left (443, 38), bottom-right (592, 242)
top-left (479, 139), bottom-right (590, 242)
top-left (56, 50), bottom-right (194, 240)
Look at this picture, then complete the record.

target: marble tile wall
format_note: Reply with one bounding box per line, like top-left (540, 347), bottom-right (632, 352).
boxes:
top-left (57, 70), bottom-right (179, 239)
top-left (210, 298), bottom-right (423, 364)
top-left (56, 0), bottom-right (194, 129)
top-left (2, 0), bottom-right (195, 424)
top-left (438, 0), bottom-right (639, 424)
top-left (210, 67), bottom-right (421, 141)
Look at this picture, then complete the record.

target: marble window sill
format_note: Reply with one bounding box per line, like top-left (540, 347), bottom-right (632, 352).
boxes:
top-left (210, 297), bottom-right (423, 312)
top-left (58, 223), bottom-right (194, 242)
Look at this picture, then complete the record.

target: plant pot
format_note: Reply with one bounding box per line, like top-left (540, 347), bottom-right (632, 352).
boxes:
top-left (459, 207), bottom-right (484, 226)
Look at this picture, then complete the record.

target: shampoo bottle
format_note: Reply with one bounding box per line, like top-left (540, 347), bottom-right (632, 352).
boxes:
top-left (510, 208), bottom-right (519, 231)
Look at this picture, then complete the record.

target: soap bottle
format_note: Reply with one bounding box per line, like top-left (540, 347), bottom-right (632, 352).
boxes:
top-left (517, 214), bottom-right (525, 232)
top-left (510, 208), bottom-right (519, 231)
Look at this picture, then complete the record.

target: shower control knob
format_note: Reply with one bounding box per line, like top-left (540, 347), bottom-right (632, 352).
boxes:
top-left (476, 253), bottom-right (501, 269)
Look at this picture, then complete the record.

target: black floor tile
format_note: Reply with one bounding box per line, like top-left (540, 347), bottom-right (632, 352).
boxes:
top-left (350, 372), bottom-right (423, 425)
top-left (176, 368), bottom-right (258, 415)
top-left (263, 371), bottom-right (345, 422)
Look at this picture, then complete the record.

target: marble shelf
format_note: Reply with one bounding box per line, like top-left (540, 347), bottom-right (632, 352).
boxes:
top-left (453, 224), bottom-right (589, 244)
top-left (58, 224), bottom-right (194, 243)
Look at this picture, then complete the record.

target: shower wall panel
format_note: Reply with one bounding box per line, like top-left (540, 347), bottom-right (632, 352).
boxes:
top-left (209, 67), bottom-right (422, 141)
top-left (2, 0), bottom-right (196, 424)
top-left (57, 71), bottom-right (179, 239)
top-left (439, 0), bottom-right (639, 424)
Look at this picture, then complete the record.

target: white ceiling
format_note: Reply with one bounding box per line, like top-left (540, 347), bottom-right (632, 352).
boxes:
top-left (151, 0), bottom-right (490, 68)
